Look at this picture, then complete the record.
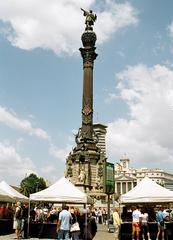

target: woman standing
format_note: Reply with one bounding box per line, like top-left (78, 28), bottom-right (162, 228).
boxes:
top-left (14, 202), bottom-right (22, 239)
top-left (70, 207), bottom-right (81, 240)
top-left (113, 208), bottom-right (121, 240)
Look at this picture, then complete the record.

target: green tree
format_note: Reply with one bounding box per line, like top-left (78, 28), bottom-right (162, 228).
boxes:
top-left (20, 173), bottom-right (47, 197)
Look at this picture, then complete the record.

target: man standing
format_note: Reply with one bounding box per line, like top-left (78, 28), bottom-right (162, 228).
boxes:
top-left (112, 208), bottom-right (121, 240)
top-left (57, 204), bottom-right (72, 240)
top-left (132, 206), bottom-right (141, 240)
top-left (156, 207), bottom-right (164, 240)
top-left (140, 208), bottom-right (151, 240)
top-left (20, 204), bottom-right (29, 239)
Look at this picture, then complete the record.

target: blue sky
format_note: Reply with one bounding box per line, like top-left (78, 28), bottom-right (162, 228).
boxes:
top-left (1, 0), bottom-right (173, 185)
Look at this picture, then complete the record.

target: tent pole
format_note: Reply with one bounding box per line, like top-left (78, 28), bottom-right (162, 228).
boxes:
top-left (27, 198), bottom-right (31, 239)
top-left (84, 203), bottom-right (87, 240)
top-left (107, 194), bottom-right (110, 220)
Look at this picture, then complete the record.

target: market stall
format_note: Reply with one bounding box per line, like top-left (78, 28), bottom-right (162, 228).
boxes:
top-left (0, 180), bottom-right (28, 236)
top-left (0, 180), bottom-right (28, 202)
top-left (121, 177), bottom-right (173, 204)
top-left (30, 177), bottom-right (90, 203)
top-left (28, 177), bottom-right (92, 239)
top-left (0, 188), bottom-right (14, 235)
top-left (120, 177), bottom-right (173, 240)
top-left (0, 188), bottom-right (14, 203)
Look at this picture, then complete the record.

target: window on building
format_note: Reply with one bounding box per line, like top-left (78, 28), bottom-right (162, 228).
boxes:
top-left (128, 182), bottom-right (131, 191)
top-left (122, 182), bottom-right (126, 194)
top-left (117, 182), bottom-right (121, 194)
top-left (134, 182), bottom-right (137, 187)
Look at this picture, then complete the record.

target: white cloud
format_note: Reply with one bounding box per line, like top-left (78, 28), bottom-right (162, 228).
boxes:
top-left (40, 163), bottom-right (65, 184)
top-left (0, 142), bottom-right (36, 178)
top-left (105, 92), bottom-right (118, 103)
top-left (168, 21), bottom-right (173, 52)
top-left (0, 0), bottom-right (138, 55)
top-left (168, 21), bottom-right (173, 38)
top-left (0, 106), bottom-right (49, 139)
top-left (40, 165), bottom-right (56, 175)
top-left (106, 64), bottom-right (173, 171)
top-left (96, 1), bottom-right (138, 44)
top-left (49, 143), bottom-right (72, 162)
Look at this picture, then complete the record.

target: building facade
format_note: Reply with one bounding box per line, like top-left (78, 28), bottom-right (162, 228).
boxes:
top-left (93, 123), bottom-right (107, 156)
top-left (115, 154), bottom-right (173, 196)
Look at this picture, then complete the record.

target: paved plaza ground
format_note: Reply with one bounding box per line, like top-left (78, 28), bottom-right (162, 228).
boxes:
top-left (0, 224), bottom-right (114, 240)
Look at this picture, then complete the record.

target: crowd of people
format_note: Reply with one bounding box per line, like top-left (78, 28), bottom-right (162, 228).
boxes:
top-left (12, 202), bottom-right (98, 240)
top-left (105, 205), bottom-right (173, 240)
top-left (1, 202), bottom-right (173, 239)
top-left (13, 201), bottom-right (29, 239)
top-left (0, 202), bottom-right (29, 239)
top-left (56, 204), bottom-right (97, 240)
top-left (131, 205), bottom-right (173, 240)
top-left (0, 203), bottom-right (14, 220)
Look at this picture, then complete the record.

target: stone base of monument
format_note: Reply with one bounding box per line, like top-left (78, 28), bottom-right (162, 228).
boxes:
top-left (75, 183), bottom-right (91, 192)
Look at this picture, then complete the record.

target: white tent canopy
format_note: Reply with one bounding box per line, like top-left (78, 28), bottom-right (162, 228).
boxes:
top-left (120, 177), bottom-right (173, 203)
top-left (0, 180), bottom-right (28, 202)
top-left (0, 188), bottom-right (14, 202)
top-left (30, 177), bottom-right (91, 204)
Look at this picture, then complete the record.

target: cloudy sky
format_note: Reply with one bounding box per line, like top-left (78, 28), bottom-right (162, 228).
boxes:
top-left (1, 0), bottom-right (173, 185)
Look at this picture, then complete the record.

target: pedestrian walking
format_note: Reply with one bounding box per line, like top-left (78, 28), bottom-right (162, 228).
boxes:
top-left (57, 204), bottom-right (72, 240)
top-left (112, 208), bottom-right (121, 240)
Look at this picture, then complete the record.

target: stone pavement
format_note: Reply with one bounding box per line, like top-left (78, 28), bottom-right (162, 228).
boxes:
top-left (94, 224), bottom-right (114, 240)
top-left (0, 224), bottom-right (114, 240)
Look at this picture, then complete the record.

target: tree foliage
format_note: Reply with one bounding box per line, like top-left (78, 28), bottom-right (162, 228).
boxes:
top-left (20, 173), bottom-right (47, 197)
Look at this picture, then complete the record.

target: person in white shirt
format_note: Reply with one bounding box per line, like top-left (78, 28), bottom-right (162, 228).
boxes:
top-left (132, 206), bottom-right (141, 240)
top-left (140, 208), bottom-right (151, 240)
top-left (57, 204), bottom-right (72, 240)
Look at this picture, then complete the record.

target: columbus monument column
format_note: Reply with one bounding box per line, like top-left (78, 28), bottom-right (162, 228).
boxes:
top-left (79, 8), bottom-right (97, 142)
top-left (65, 9), bottom-right (106, 195)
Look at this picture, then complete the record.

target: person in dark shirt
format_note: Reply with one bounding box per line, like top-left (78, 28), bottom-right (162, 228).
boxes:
top-left (48, 207), bottom-right (59, 223)
top-left (79, 209), bottom-right (97, 240)
top-left (20, 204), bottom-right (29, 239)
